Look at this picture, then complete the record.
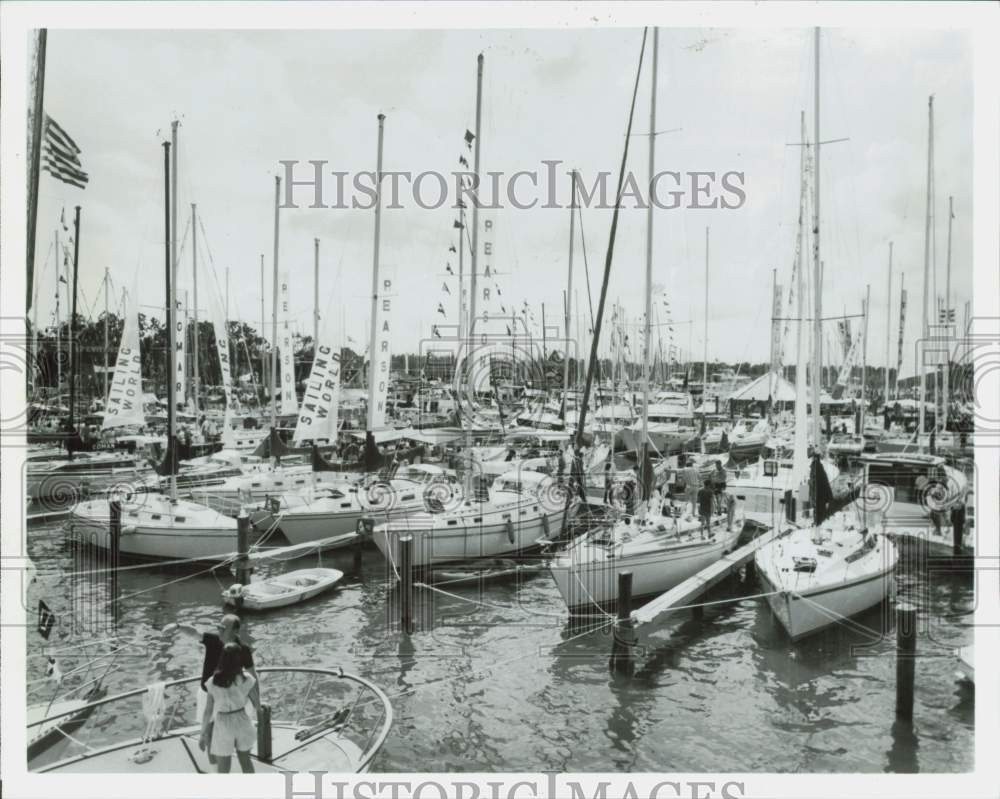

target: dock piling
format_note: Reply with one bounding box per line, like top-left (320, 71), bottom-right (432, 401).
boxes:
top-left (895, 603), bottom-right (917, 721)
top-left (236, 513), bottom-right (251, 586)
top-left (610, 571), bottom-right (635, 675)
top-left (399, 534), bottom-right (414, 633)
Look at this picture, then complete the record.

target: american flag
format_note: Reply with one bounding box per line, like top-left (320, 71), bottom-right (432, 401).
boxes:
top-left (42, 115), bottom-right (89, 189)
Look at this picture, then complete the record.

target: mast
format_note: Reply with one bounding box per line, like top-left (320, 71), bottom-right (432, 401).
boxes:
top-left (861, 284), bottom-right (870, 433)
top-left (884, 242), bottom-right (892, 403)
top-left (314, 238), bottom-right (320, 351)
top-left (366, 113), bottom-right (386, 434)
top-left (563, 169), bottom-right (576, 413)
top-left (55, 229), bottom-right (62, 399)
top-left (103, 266), bottom-right (109, 401)
top-left (793, 110), bottom-right (808, 477)
top-left (225, 265), bottom-right (231, 374)
top-left (943, 195), bottom-right (954, 432)
top-left (641, 27), bottom-right (658, 501)
top-left (703, 227), bottom-right (709, 392)
top-left (191, 203), bottom-right (199, 413)
top-left (811, 26), bottom-right (823, 451)
top-left (919, 96), bottom-right (934, 444)
top-left (259, 253), bottom-right (265, 408)
top-left (27, 29), bottom-right (47, 314)
top-left (163, 141), bottom-right (177, 499)
top-left (271, 176), bottom-right (280, 428)
top-left (68, 206), bottom-right (81, 451)
top-left (468, 54), bottom-right (484, 338)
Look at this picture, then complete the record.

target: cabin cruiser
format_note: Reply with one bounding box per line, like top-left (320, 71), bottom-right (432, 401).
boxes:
top-left (620, 392), bottom-right (699, 456)
top-left (726, 455), bottom-right (840, 529)
top-left (373, 469), bottom-right (577, 568)
top-left (27, 450), bottom-right (154, 502)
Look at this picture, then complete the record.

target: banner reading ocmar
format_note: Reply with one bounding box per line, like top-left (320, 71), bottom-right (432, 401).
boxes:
top-left (279, 273), bottom-right (297, 415)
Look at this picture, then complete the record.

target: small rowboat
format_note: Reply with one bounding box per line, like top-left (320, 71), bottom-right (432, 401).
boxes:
top-left (222, 568), bottom-right (343, 611)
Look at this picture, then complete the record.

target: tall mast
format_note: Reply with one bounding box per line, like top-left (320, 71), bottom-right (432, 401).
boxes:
top-left (163, 141), bottom-right (177, 500)
top-left (703, 226), bottom-right (709, 391)
top-left (55, 229), bottom-right (62, 398)
top-left (563, 169), bottom-right (577, 412)
top-left (259, 253), bottom-right (265, 408)
top-left (366, 113), bottom-right (386, 433)
top-left (943, 195), bottom-right (954, 432)
top-left (641, 27), bottom-right (659, 498)
top-left (103, 266), bottom-right (109, 401)
top-left (919, 96), bottom-right (934, 445)
top-left (225, 265), bottom-right (231, 373)
top-left (191, 203), bottom-right (199, 413)
top-left (313, 238), bottom-right (320, 350)
top-left (861, 284), bottom-right (870, 434)
top-left (884, 242), bottom-right (893, 403)
top-left (27, 29), bottom-right (47, 314)
top-left (68, 206), bottom-right (81, 450)
top-left (271, 176), bottom-right (280, 428)
top-left (793, 110), bottom-right (808, 476)
top-left (468, 54), bottom-right (484, 338)
top-left (811, 26), bottom-right (823, 451)
top-left (458, 206), bottom-right (465, 343)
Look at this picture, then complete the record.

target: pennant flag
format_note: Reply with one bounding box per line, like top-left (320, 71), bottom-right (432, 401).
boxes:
top-left (432, 326), bottom-right (441, 338)
top-left (459, 155), bottom-right (469, 167)
top-left (437, 303), bottom-right (446, 316)
top-left (446, 263), bottom-right (453, 275)
top-left (453, 219), bottom-right (463, 229)
top-left (464, 129), bottom-right (475, 147)
top-left (457, 199), bottom-right (467, 209)
top-left (442, 282), bottom-right (451, 295)
top-left (506, 325), bottom-right (512, 335)
top-left (43, 115), bottom-right (89, 189)
top-left (58, 274), bottom-right (67, 284)
top-left (496, 287), bottom-right (501, 296)
top-left (60, 208), bottom-right (68, 231)
top-left (500, 304), bottom-right (506, 313)
top-left (449, 244), bottom-right (457, 253)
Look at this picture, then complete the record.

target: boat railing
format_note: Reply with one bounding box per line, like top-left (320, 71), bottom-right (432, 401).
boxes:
top-left (28, 666), bottom-right (393, 773)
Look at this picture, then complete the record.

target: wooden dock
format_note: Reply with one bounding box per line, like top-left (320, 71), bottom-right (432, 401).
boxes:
top-left (631, 527), bottom-right (784, 627)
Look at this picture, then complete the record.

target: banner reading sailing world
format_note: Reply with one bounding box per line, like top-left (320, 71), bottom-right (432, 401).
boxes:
top-left (293, 337), bottom-right (341, 445)
top-left (102, 297), bottom-right (145, 430)
top-left (278, 273), bottom-right (297, 416)
top-left (367, 275), bottom-right (394, 431)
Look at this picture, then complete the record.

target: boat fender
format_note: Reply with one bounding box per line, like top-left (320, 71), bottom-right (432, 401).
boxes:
top-left (541, 515), bottom-right (550, 537)
top-left (122, 524), bottom-right (137, 535)
top-left (506, 518), bottom-right (515, 545)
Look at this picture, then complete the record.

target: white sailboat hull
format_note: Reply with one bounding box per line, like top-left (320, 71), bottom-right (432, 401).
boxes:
top-left (549, 523), bottom-right (741, 613)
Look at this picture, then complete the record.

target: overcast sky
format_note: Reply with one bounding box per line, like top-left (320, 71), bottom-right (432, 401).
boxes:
top-left (33, 26), bottom-right (972, 371)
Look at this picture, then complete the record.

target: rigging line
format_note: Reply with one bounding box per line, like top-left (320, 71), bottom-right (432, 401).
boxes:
top-left (575, 201), bottom-right (596, 334)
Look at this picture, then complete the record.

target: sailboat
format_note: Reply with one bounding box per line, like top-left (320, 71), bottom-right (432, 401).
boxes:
top-left (547, 27), bottom-right (743, 615)
top-left (754, 28), bottom-right (898, 641)
top-left (70, 139), bottom-right (237, 563)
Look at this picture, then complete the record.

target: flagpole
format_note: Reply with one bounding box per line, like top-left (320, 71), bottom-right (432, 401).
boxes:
top-left (27, 29), bottom-right (47, 314)
top-left (67, 206), bottom-right (81, 456)
top-left (861, 284), bottom-right (870, 434)
top-left (366, 114), bottom-right (386, 445)
top-left (703, 226), bottom-right (709, 392)
top-left (943, 195), bottom-right (954, 432)
top-left (458, 207), bottom-right (465, 343)
top-left (468, 53), bottom-right (484, 339)
top-left (271, 176), bottom-right (280, 429)
top-left (191, 203), bottom-right (199, 413)
top-left (811, 27), bottom-right (823, 454)
top-left (170, 120), bottom-right (179, 412)
top-left (641, 27), bottom-right (659, 505)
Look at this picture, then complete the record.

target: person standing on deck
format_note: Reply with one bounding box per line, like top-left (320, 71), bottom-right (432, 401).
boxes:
top-left (697, 483), bottom-right (715, 539)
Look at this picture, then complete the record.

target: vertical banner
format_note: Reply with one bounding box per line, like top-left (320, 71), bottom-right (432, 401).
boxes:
top-left (367, 274), bottom-right (394, 431)
top-left (480, 216), bottom-right (495, 389)
top-left (770, 280), bottom-right (783, 374)
top-left (174, 298), bottom-right (186, 408)
top-left (278, 272), bottom-right (296, 415)
top-left (212, 291), bottom-right (235, 445)
top-left (896, 288), bottom-right (908, 375)
top-left (102, 298), bottom-right (145, 430)
top-left (293, 338), bottom-right (341, 445)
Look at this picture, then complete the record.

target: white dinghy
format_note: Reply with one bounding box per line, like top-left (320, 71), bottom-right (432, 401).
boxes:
top-left (222, 567), bottom-right (344, 611)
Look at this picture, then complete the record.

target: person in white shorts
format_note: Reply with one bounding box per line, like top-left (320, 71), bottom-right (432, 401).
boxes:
top-left (199, 642), bottom-right (257, 773)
